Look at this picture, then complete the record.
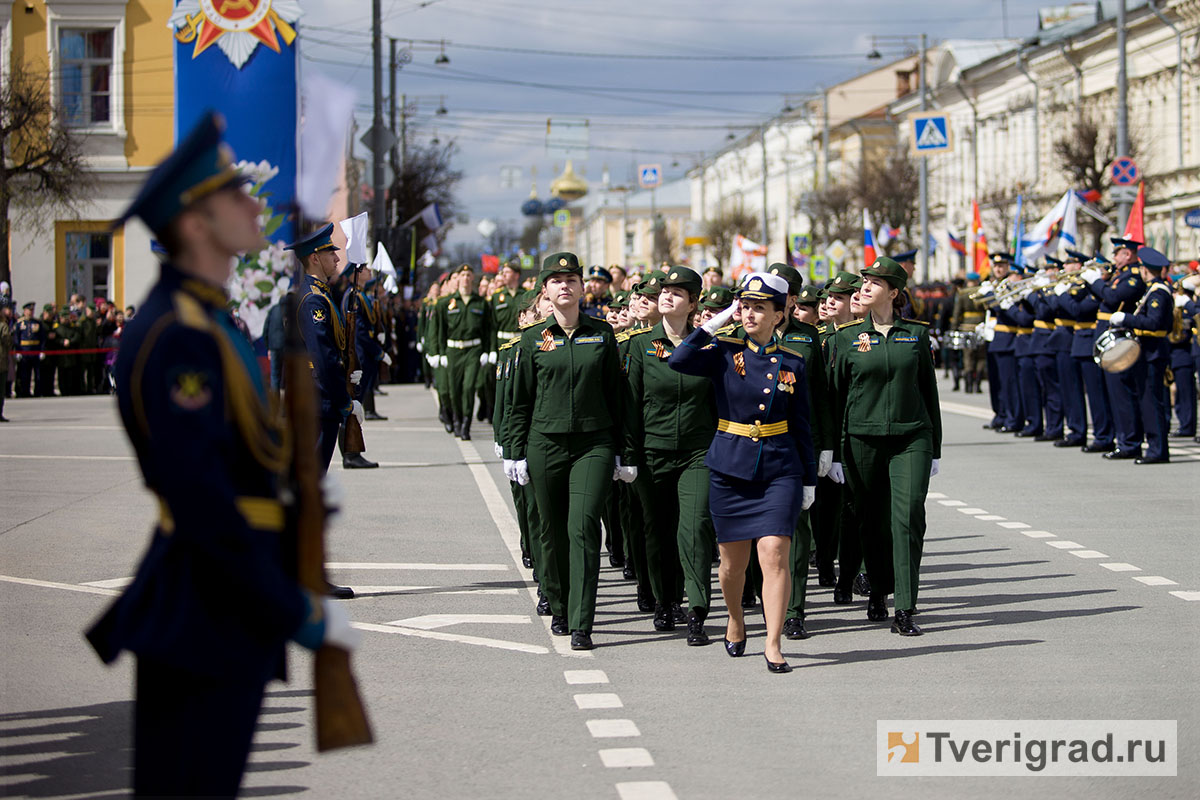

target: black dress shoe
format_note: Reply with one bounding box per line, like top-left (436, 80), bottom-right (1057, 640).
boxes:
top-left (982, 421), bottom-right (1002, 430)
top-left (1014, 429), bottom-right (1042, 438)
top-left (521, 554), bottom-right (533, 569)
top-left (817, 564), bottom-right (836, 587)
top-left (653, 604), bottom-right (675, 632)
top-left (833, 586), bottom-right (853, 604)
top-left (853, 572), bottom-right (872, 596)
top-left (1054, 437), bottom-right (1085, 448)
top-left (1134, 457), bottom-right (1169, 465)
top-left (671, 603), bottom-right (687, 624)
top-left (443, 420), bottom-right (455, 434)
top-left (622, 564), bottom-right (636, 581)
top-left (686, 612), bottom-right (709, 646)
top-left (1082, 441), bottom-right (1113, 453)
top-left (608, 552), bottom-right (625, 568)
top-left (1104, 449), bottom-right (1141, 460)
top-left (998, 425), bottom-right (1018, 433)
top-left (741, 594), bottom-right (757, 610)
top-left (723, 637), bottom-right (746, 657)
top-left (783, 617), bottom-right (811, 640)
top-left (764, 654), bottom-right (793, 674)
top-left (326, 583), bottom-right (355, 600)
top-left (364, 411), bottom-right (388, 421)
top-left (636, 595), bottom-right (655, 613)
top-left (1034, 433), bottom-right (1062, 442)
top-left (535, 594), bottom-right (551, 616)
top-left (867, 594), bottom-right (889, 621)
top-left (342, 453), bottom-right (379, 469)
top-left (570, 631), bottom-right (593, 650)
top-left (1168, 430), bottom-right (1193, 438)
top-left (550, 616), bottom-right (568, 636)
top-left (891, 609), bottom-right (923, 636)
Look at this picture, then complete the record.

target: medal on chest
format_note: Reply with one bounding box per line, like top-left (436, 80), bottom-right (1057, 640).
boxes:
top-left (539, 329), bottom-right (557, 352)
top-left (733, 351), bottom-right (746, 376)
top-left (449, 299), bottom-right (458, 311)
top-left (653, 341), bottom-right (669, 360)
top-left (856, 332), bottom-right (872, 352)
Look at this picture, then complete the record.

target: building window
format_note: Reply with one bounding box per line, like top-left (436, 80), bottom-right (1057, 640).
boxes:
top-left (59, 28), bottom-right (113, 127)
top-left (65, 231), bottom-right (113, 300)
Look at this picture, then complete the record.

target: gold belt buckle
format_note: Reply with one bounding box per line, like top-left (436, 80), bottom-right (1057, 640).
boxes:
top-left (748, 423), bottom-right (761, 438)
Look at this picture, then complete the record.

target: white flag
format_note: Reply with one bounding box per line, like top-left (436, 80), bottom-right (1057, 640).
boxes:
top-left (371, 242), bottom-right (397, 277)
top-left (297, 72), bottom-right (356, 219)
top-left (730, 234), bottom-right (768, 280)
top-left (421, 233), bottom-right (440, 255)
top-left (1022, 190), bottom-right (1079, 263)
top-left (338, 212), bottom-right (369, 265)
top-left (420, 203), bottom-right (445, 231)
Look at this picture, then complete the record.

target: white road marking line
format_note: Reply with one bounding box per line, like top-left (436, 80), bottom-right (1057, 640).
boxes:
top-left (1046, 541), bottom-right (1084, 549)
top-left (349, 585), bottom-right (520, 596)
top-left (325, 562), bottom-right (510, 571)
top-left (997, 522), bottom-right (1030, 529)
top-left (957, 507), bottom-right (988, 515)
top-left (81, 577), bottom-right (133, 589)
top-left (975, 515), bottom-right (1006, 521)
top-left (1021, 530), bottom-right (1055, 538)
top-left (385, 614), bottom-right (531, 630)
top-left (938, 400), bottom-right (994, 420)
top-left (565, 670), bottom-right (609, 685)
top-left (616, 781), bottom-right (678, 800)
top-left (938, 500), bottom-right (967, 507)
top-left (359, 461), bottom-right (436, 468)
top-left (0, 425), bottom-right (123, 431)
top-left (574, 693), bottom-right (623, 710)
top-left (1133, 576), bottom-right (1178, 586)
top-left (455, 437), bottom-right (588, 659)
top-left (1100, 563), bottom-right (1141, 572)
top-left (0, 575), bottom-right (119, 597)
top-left (1070, 550), bottom-right (1109, 559)
top-left (351, 621), bottom-right (548, 655)
top-left (586, 719), bottom-right (640, 738)
top-left (0, 454), bottom-right (134, 461)
top-left (600, 748), bottom-right (654, 768)
top-left (1168, 591), bottom-right (1200, 601)
top-left (926, 492), bottom-right (948, 499)
top-left (363, 426), bottom-right (448, 433)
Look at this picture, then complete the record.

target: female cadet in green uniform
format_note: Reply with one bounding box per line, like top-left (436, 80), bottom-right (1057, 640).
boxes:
top-left (829, 257), bottom-right (941, 636)
top-left (626, 266), bottom-right (718, 644)
top-left (507, 253), bottom-right (632, 650)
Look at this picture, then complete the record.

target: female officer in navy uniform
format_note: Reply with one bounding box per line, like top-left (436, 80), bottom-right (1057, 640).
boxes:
top-left (506, 252), bottom-right (632, 651)
top-left (829, 257), bottom-right (941, 636)
top-left (669, 272), bottom-right (816, 673)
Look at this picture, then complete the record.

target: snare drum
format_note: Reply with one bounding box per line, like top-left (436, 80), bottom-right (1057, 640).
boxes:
top-left (1093, 328), bottom-right (1141, 373)
top-left (948, 330), bottom-right (977, 350)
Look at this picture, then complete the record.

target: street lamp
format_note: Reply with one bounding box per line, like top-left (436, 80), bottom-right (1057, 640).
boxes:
top-left (434, 40), bottom-right (450, 66)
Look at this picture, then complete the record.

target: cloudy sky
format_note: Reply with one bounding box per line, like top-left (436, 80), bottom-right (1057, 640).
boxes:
top-left (296, 0), bottom-right (1058, 247)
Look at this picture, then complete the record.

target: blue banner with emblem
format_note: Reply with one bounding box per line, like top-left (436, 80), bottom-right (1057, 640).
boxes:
top-left (171, 0), bottom-right (301, 246)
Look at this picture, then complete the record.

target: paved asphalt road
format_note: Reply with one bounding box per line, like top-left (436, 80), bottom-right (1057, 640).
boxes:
top-left (1, 373), bottom-right (1197, 799)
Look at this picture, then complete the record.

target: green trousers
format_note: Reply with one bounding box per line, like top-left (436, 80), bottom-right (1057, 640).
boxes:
top-left (812, 475), bottom-right (840, 573)
top-left (527, 429), bottom-right (614, 632)
top-left (786, 509), bottom-right (813, 619)
top-left (640, 448), bottom-right (711, 613)
top-left (844, 430), bottom-right (932, 610)
top-left (618, 482), bottom-right (652, 604)
top-left (602, 480), bottom-right (624, 563)
top-left (444, 346), bottom-right (482, 419)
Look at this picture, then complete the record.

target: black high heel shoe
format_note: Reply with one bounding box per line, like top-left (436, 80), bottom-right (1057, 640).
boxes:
top-left (764, 654), bottom-right (792, 674)
top-left (723, 637), bottom-right (746, 657)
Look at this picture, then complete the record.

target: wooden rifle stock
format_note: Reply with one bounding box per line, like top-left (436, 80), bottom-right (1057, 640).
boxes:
top-left (283, 288), bottom-right (373, 752)
top-left (343, 269), bottom-right (367, 453)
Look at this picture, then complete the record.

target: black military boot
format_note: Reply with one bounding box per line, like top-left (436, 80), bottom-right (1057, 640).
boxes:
top-left (452, 414), bottom-right (464, 438)
top-left (686, 608), bottom-right (709, 646)
top-left (460, 416), bottom-right (472, 441)
top-left (343, 452), bottom-right (379, 469)
top-left (653, 604), bottom-right (675, 631)
top-left (892, 609), bottom-right (923, 636)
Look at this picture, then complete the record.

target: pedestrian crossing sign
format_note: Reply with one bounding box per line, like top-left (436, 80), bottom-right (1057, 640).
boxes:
top-left (909, 111), bottom-right (953, 155)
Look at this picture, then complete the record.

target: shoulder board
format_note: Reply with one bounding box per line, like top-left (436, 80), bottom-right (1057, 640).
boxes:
top-left (172, 291), bottom-right (211, 331)
top-left (616, 331), bottom-right (631, 343)
top-left (498, 339), bottom-right (518, 352)
top-left (1148, 283), bottom-right (1171, 295)
top-left (776, 344), bottom-right (803, 358)
top-left (519, 319), bottom-right (543, 331)
top-left (714, 323), bottom-right (737, 336)
top-left (900, 318), bottom-right (930, 326)
top-left (716, 335), bottom-right (743, 344)
top-left (627, 327), bottom-right (652, 338)
top-left (816, 324), bottom-right (828, 334)
top-left (837, 319), bottom-right (866, 330)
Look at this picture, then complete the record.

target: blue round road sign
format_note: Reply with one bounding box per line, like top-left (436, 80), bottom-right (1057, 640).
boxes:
top-left (1109, 156), bottom-right (1139, 185)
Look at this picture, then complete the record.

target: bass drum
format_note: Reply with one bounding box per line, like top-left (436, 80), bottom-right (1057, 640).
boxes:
top-left (1093, 328), bottom-right (1141, 373)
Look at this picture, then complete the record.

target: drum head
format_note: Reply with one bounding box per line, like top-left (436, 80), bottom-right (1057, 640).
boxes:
top-left (1096, 330), bottom-right (1141, 373)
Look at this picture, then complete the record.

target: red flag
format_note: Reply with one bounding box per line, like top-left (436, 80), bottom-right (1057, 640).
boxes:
top-left (481, 254), bottom-right (500, 274)
top-left (1123, 181), bottom-right (1145, 243)
top-left (971, 200), bottom-right (990, 277)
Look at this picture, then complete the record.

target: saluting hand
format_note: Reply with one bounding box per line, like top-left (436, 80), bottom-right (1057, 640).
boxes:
top-left (700, 301), bottom-right (738, 335)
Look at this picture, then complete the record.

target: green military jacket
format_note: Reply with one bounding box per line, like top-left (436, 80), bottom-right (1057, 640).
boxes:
top-left (57, 319), bottom-right (80, 367)
top-left (950, 289), bottom-right (985, 331)
top-left (508, 313), bottom-right (630, 462)
top-left (493, 338), bottom-right (519, 457)
top-left (433, 291), bottom-right (491, 354)
top-left (624, 322), bottom-right (717, 454)
top-left (829, 317), bottom-right (942, 459)
top-left (79, 314), bottom-right (99, 351)
top-left (489, 285), bottom-right (522, 351)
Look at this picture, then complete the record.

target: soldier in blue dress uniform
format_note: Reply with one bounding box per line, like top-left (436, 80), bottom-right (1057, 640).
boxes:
top-left (1049, 250), bottom-right (1088, 447)
top-left (1170, 276), bottom-right (1198, 439)
top-left (84, 112), bottom-right (358, 799)
top-left (1106, 246), bottom-right (1174, 463)
top-left (1010, 264), bottom-right (1042, 437)
top-left (581, 265), bottom-right (614, 319)
top-left (1061, 251), bottom-right (1115, 452)
top-left (13, 301), bottom-right (44, 397)
top-left (341, 268), bottom-right (388, 422)
top-left (988, 254), bottom-right (1024, 432)
top-left (1025, 258), bottom-right (1065, 441)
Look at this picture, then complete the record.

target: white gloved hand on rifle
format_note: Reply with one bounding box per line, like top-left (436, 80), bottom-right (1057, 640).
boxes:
top-left (349, 369), bottom-right (362, 386)
top-left (381, 352), bottom-right (392, 366)
top-left (321, 598), bottom-right (360, 651)
top-left (377, 333), bottom-right (385, 344)
top-left (350, 400), bottom-right (365, 426)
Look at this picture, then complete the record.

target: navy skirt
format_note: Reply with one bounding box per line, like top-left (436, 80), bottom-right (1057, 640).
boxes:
top-left (708, 470), bottom-right (803, 543)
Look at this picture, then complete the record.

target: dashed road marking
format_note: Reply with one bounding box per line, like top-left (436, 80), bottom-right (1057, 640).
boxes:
top-left (565, 669), bottom-right (609, 685)
top-left (1021, 530), bottom-right (1055, 538)
top-left (997, 521), bottom-right (1030, 529)
top-left (600, 748), bottom-right (654, 768)
top-left (1070, 550), bottom-right (1110, 559)
top-left (957, 507), bottom-right (988, 515)
top-left (616, 781), bottom-right (679, 800)
top-left (1168, 591), bottom-right (1200, 601)
top-left (0, 574), bottom-right (119, 597)
top-left (351, 621), bottom-right (549, 655)
top-left (938, 499), bottom-right (967, 507)
top-left (926, 491), bottom-right (948, 499)
top-left (1100, 563), bottom-right (1141, 572)
top-left (574, 693), bottom-right (623, 710)
top-left (1133, 576), bottom-right (1178, 586)
top-left (976, 515), bottom-right (1006, 521)
top-left (587, 719), bottom-right (641, 738)
top-left (1047, 541), bottom-right (1084, 549)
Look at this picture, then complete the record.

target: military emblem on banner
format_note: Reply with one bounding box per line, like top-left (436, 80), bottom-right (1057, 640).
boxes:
top-left (170, 0), bottom-right (303, 69)
top-left (857, 332), bottom-right (872, 352)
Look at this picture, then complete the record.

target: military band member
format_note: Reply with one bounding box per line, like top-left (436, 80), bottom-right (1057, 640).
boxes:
top-left (507, 253), bottom-right (631, 651)
top-left (1106, 247), bottom-right (1173, 464)
top-left (14, 301), bottom-right (44, 397)
top-left (1025, 259), bottom-right (1064, 441)
top-left (85, 112), bottom-right (357, 798)
top-left (988, 253), bottom-right (1023, 432)
top-left (950, 271), bottom-right (986, 393)
top-left (830, 257), bottom-right (941, 636)
top-left (1170, 276), bottom-right (1198, 439)
top-left (1049, 254), bottom-right (1088, 447)
top-left (581, 265), bottom-right (614, 319)
top-left (1010, 266), bottom-right (1042, 437)
top-left (433, 264), bottom-right (491, 440)
top-left (1061, 251), bottom-right (1114, 452)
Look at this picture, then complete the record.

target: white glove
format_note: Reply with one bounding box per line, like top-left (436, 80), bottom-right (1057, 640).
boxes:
top-left (977, 280), bottom-right (993, 294)
top-left (488, 351), bottom-right (497, 365)
top-left (40, 353), bottom-right (46, 360)
top-left (1080, 267), bottom-right (1102, 284)
top-left (700, 301), bottom-right (739, 334)
top-left (513, 459), bottom-right (530, 486)
top-left (1109, 311), bottom-right (1126, 327)
top-left (930, 458), bottom-right (940, 478)
top-left (320, 470), bottom-right (346, 517)
top-left (502, 458), bottom-right (515, 481)
top-left (381, 352), bottom-right (392, 366)
top-left (480, 352), bottom-right (490, 366)
top-left (438, 355), bottom-right (448, 368)
top-left (376, 333), bottom-right (385, 344)
top-left (1175, 294), bottom-right (1187, 308)
top-left (1032, 273), bottom-right (1051, 288)
top-left (349, 369), bottom-right (362, 386)
top-left (1054, 282), bottom-right (1070, 295)
top-left (351, 400), bottom-right (365, 426)
top-left (494, 442), bottom-right (504, 459)
top-left (999, 297), bottom-right (1016, 310)
top-left (828, 462), bottom-right (845, 484)
top-left (613, 457), bottom-right (638, 483)
top-left (417, 342), bottom-right (424, 353)
top-left (321, 598), bottom-right (361, 651)
top-left (817, 450), bottom-right (832, 478)
top-left (801, 485), bottom-right (816, 510)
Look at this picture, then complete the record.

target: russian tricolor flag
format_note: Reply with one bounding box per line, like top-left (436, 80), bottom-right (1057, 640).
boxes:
top-left (863, 208), bottom-right (876, 266)
top-left (948, 231), bottom-right (966, 255)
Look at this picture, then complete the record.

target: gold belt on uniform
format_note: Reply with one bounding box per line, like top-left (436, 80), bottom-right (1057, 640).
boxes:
top-left (1135, 329), bottom-right (1168, 338)
top-left (156, 494), bottom-right (285, 534)
top-left (1017, 327), bottom-right (1034, 335)
top-left (1097, 311), bottom-right (1114, 321)
top-left (1053, 318), bottom-right (1075, 329)
top-left (993, 324), bottom-right (1018, 333)
top-left (962, 311), bottom-right (984, 319)
top-left (1034, 320), bottom-right (1054, 330)
top-left (1075, 321), bottom-right (1096, 329)
top-left (718, 419), bottom-right (789, 439)
top-left (20, 340), bottom-right (40, 346)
